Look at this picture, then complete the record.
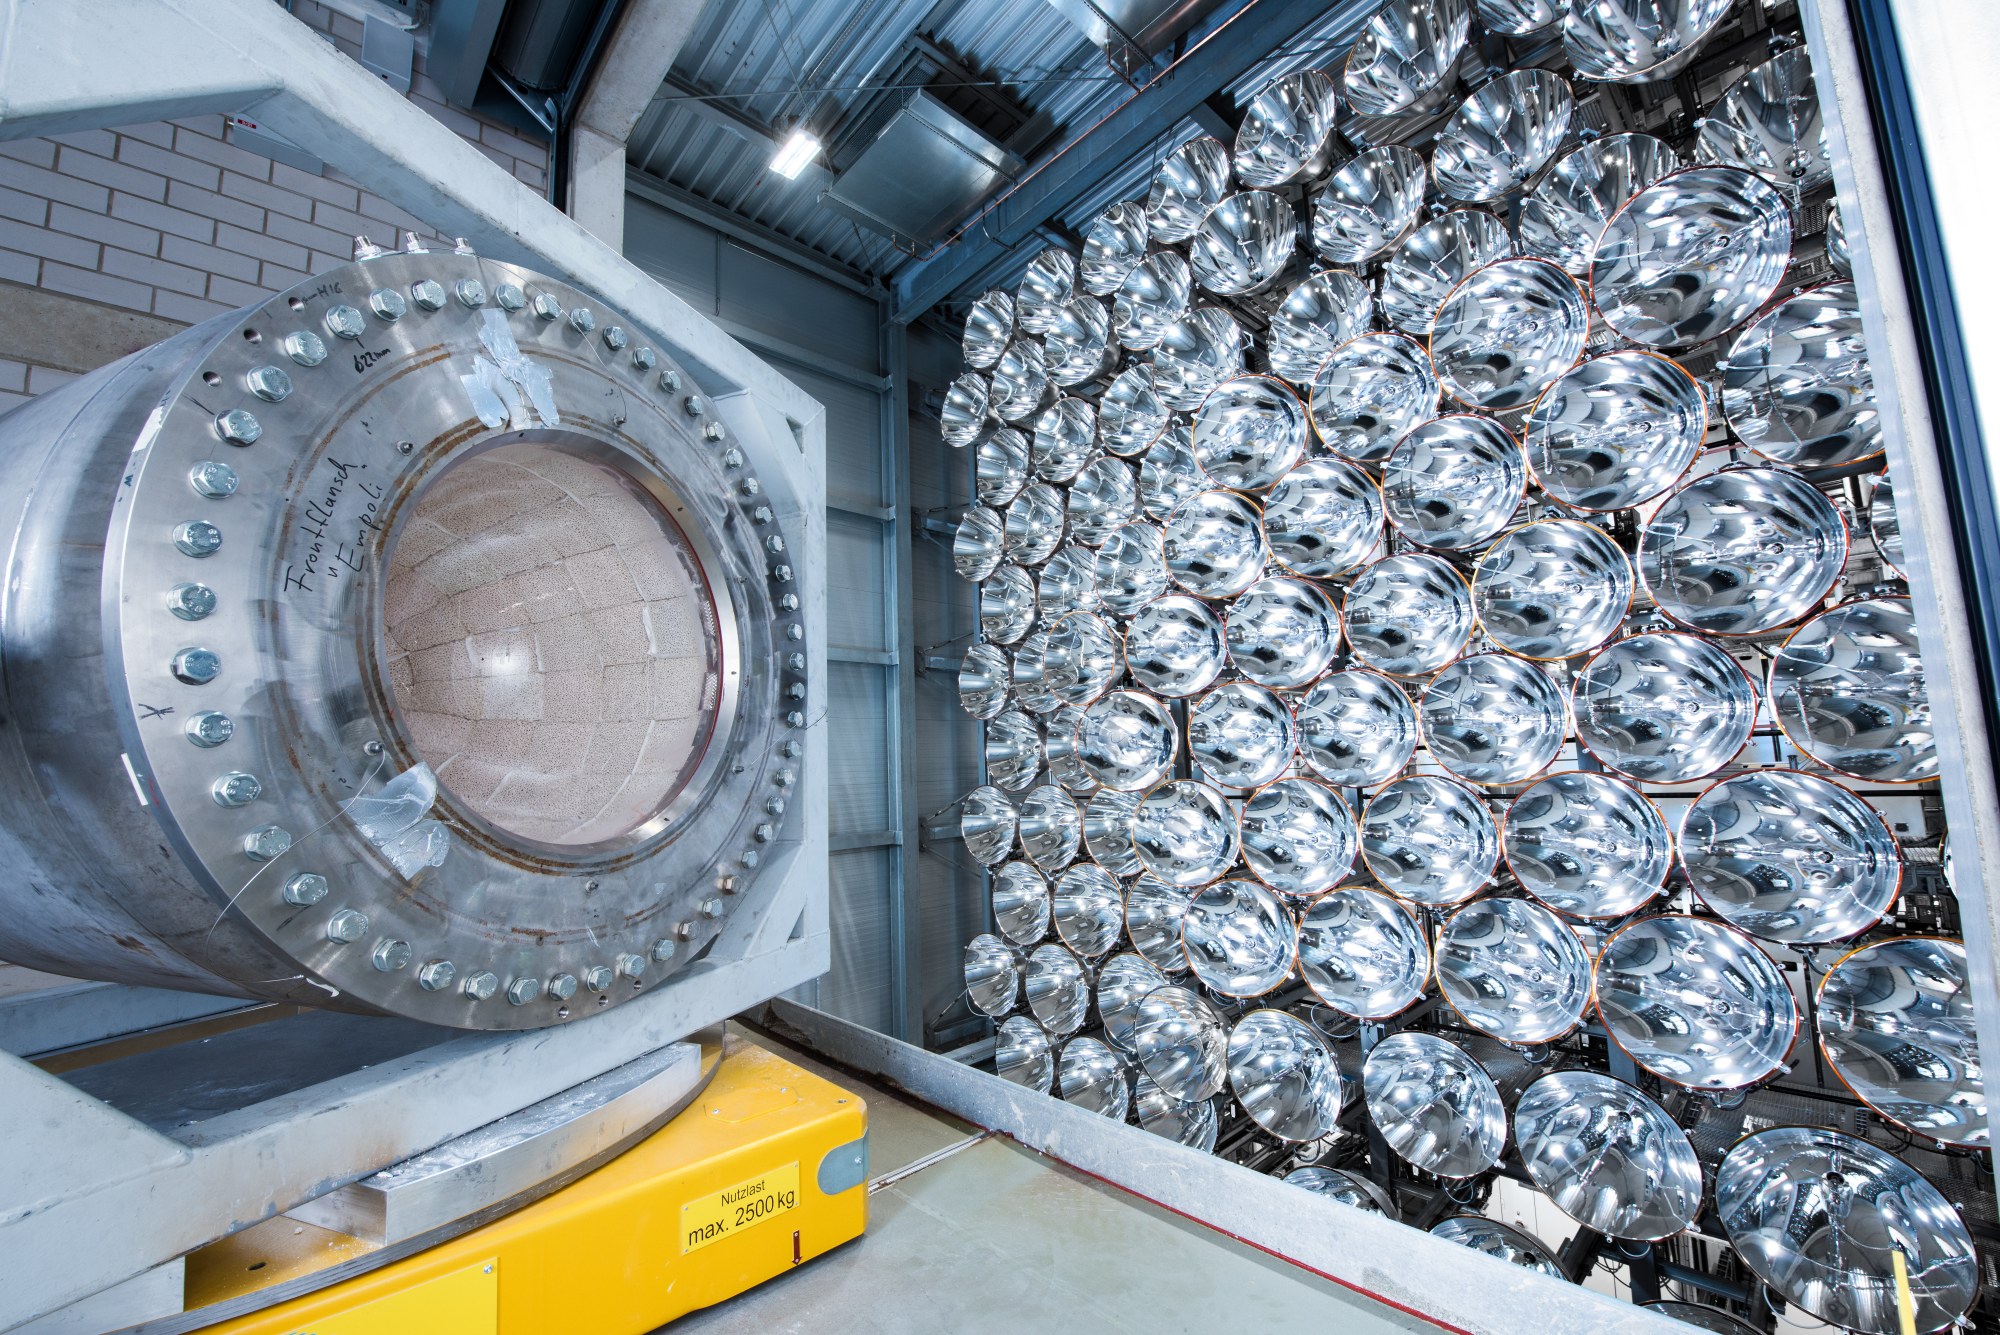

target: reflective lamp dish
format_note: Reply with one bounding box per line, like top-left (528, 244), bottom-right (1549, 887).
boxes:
top-left (1721, 282), bottom-right (1880, 470)
top-left (1430, 257), bottom-right (1588, 412)
top-left (961, 784), bottom-right (1018, 866)
top-left (1003, 482), bottom-right (1067, 567)
top-left (1342, 552), bottom-right (1475, 676)
top-left (1184, 188), bottom-right (1296, 297)
top-left (1135, 1075), bottom-right (1219, 1149)
top-left (1126, 876), bottom-right (1195, 975)
top-left (1503, 770), bottom-right (1671, 919)
top-left (1080, 200), bottom-right (1151, 297)
top-left (1024, 942), bottom-right (1089, 1034)
top-left (1419, 652), bottom-right (1567, 787)
top-left (1298, 886), bottom-right (1430, 1019)
top-left (1075, 689), bottom-right (1178, 792)
top-left (990, 339), bottom-right (1053, 423)
top-left (1638, 467), bottom-right (1847, 637)
top-left (1045, 705), bottom-right (1098, 796)
top-left (1053, 861), bottom-right (1125, 958)
top-left (1114, 250), bottom-right (1194, 353)
top-left (1130, 983), bottom-right (1228, 1102)
top-left (1695, 47), bottom-right (1830, 192)
top-left (1283, 1166), bottom-right (1394, 1214)
top-left (1381, 414), bottom-right (1528, 550)
top-left (1192, 375), bottom-right (1308, 492)
top-left (941, 373), bottom-right (991, 448)
top-left (958, 641), bottom-right (1010, 719)
top-left (1164, 489), bottom-right (1266, 598)
top-left (1189, 681), bottom-right (1297, 789)
top-left (1826, 202), bottom-right (1851, 275)
top-left (996, 1015), bottom-right (1054, 1092)
top-left (963, 289), bottom-right (1014, 369)
top-left (1266, 270), bottom-right (1374, 386)
top-left (1125, 593), bottom-right (1228, 697)
top-left (1472, 520), bottom-right (1634, 660)
top-left (1573, 633), bottom-right (1758, 784)
top-left (974, 427), bottom-right (1030, 507)
top-left (1145, 136), bottom-right (1233, 244)
top-left (1183, 878), bottom-right (1296, 996)
top-left (1098, 951), bottom-right (1169, 1051)
top-left (1094, 522), bottom-right (1171, 616)
top-left (1596, 914), bottom-right (1798, 1090)
top-left (1308, 332), bottom-right (1441, 464)
top-left (1043, 296), bottom-right (1116, 388)
top-left (1133, 780), bottom-right (1241, 888)
top-left (992, 860), bottom-right (1051, 946)
top-left (1224, 575), bottom-right (1340, 689)
top-left (1227, 1010), bottom-right (1344, 1141)
top-left (1067, 458), bottom-right (1139, 548)
top-left (1379, 209), bottom-right (1511, 336)
top-left (1473, 0), bottom-right (1559, 35)
top-left (1428, 1217), bottom-right (1563, 1279)
top-left (1715, 1127), bottom-right (1979, 1335)
top-left (984, 708), bottom-right (1043, 791)
top-left (1018, 784), bottom-right (1082, 872)
top-left (1031, 397), bottom-right (1096, 484)
top-left (1515, 1070), bottom-right (1702, 1240)
top-left (1563, 0), bottom-right (1733, 84)
top-left (1011, 631), bottom-right (1059, 716)
top-left (1084, 788), bottom-right (1145, 877)
top-left (1150, 307), bottom-right (1246, 411)
top-left (1344, 0), bottom-right (1471, 119)
top-left (1015, 246), bottom-right (1075, 338)
top-left (1038, 545), bottom-right (1100, 621)
top-left (978, 564), bottom-right (1037, 645)
top-left (1870, 470), bottom-right (1905, 578)
top-left (1140, 419), bottom-right (1204, 521)
top-left (1523, 349), bottom-right (1705, 511)
top-left (1591, 166), bottom-right (1793, 349)
top-left (1312, 145), bottom-right (1427, 265)
top-left (1436, 896), bottom-right (1592, 1044)
top-left (952, 505), bottom-right (1005, 582)
top-left (1295, 670), bottom-right (1420, 787)
top-left (1769, 598), bottom-right (1936, 783)
top-left (1681, 769), bottom-right (1901, 945)
top-left (1818, 937), bottom-right (1988, 1148)
top-left (1362, 1031), bottom-right (1506, 1177)
top-left (1432, 69), bottom-right (1575, 203)
top-left (1057, 1036), bottom-right (1131, 1118)
top-left (1518, 133), bottom-right (1681, 274)
top-left (1098, 364), bottom-right (1169, 457)
top-left (964, 933), bottom-right (1020, 1018)
top-left (1361, 774), bottom-right (1498, 908)
top-left (1234, 70), bottom-right (1341, 188)
top-left (1262, 457), bottom-right (1384, 580)
top-left (1240, 778), bottom-right (1358, 897)
top-left (1640, 1303), bottom-right (1761, 1335)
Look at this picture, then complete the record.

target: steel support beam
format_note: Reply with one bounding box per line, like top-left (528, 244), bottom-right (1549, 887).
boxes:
top-left (885, 315), bottom-right (923, 1044)
top-left (887, 0), bottom-right (1363, 322)
top-left (568, 0), bottom-right (707, 250)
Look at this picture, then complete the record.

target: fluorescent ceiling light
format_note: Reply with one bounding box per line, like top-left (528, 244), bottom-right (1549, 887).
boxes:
top-left (769, 127), bottom-right (821, 179)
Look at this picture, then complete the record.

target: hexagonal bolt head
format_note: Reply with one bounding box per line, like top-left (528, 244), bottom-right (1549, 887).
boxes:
top-left (568, 307), bottom-right (596, 333)
top-left (766, 797), bottom-right (787, 816)
top-left (372, 938), bottom-right (413, 972)
top-left (784, 622), bottom-right (803, 640)
top-left (699, 897), bottom-right (724, 920)
top-left (739, 849), bottom-right (761, 869)
top-left (245, 365), bottom-right (294, 402)
top-left (649, 937), bottom-right (676, 962)
top-left (243, 825), bottom-right (292, 862)
top-left (772, 564), bottom-right (795, 584)
top-left (352, 235), bottom-right (388, 260)
top-left (284, 331), bottom-right (328, 366)
top-left (753, 823), bottom-right (774, 844)
top-left (583, 965), bottom-right (614, 992)
top-left (704, 422), bottom-right (728, 443)
top-left (721, 449), bottom-right (745, 469)
top-left (368, 288), bottom-right (408, 321)
top-left (326, 908), bottom-right (370, 943)
top-left (171, 646), bottom-right (222, 685)
top-left (602, 325), bottom-right (627, 350)
top-left (495, 282), bottom-right (526, 311)
top-left (188, 460), bottom-right (240, 498)
top-left (411, 279), bottom-right (447, 311)
top-left (167, 582), bottom-right (218, 622)
top-left (214, 409), bottom-right (262, 446)
top-left (674, 921), bottom-right (697, 941)
top-left (400, 231), bottom-right (429, 254)
top-left (658, 370), bottom-right (681, 393)
top-left (462, 970), bottom-right (500, 1001)
top-left (683, 395), bottom-right (705, 416)
top-left (211, 771), bottom-right (262, 808)
top-left (174, 520), bottom-right (223, 558)
top-left (785, 652), bottom-right (806, 672)
top-left (455, 279), bottom-right (487, 308)
top-left (547, 973), bottom-right (579, 1001)
top-left (531, 292), bottom-right (564, 322)
top-left (283, 872), bottom-right (329, 906)
top-left (785, 710), bottom-right (806, 729)
top-left (616, 952), bottom-right (646, 978)
top-left (779, 593), bottom-right (800, 611)
top-left (753, 505), bottom-right (775, 525)
top-left (505, 977), bottom-right (542, 1006)
top-left (323, 305), bottom-right (367, 340)
top-left (782, 740), bottom-right (804, 759)
top-left (633, 347), bottom-right (657, 370)
top-left (785, 682), bottom-right (807, 702)
top-left (418, 960), bottom-right (457, 991)
top-left (185, 710), bottom-right (234, 748)
top-left (765, 535), bottom-right (786, 555)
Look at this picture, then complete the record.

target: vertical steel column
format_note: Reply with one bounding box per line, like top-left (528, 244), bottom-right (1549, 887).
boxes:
top-left (884, 310), bottom-right (922, 1043)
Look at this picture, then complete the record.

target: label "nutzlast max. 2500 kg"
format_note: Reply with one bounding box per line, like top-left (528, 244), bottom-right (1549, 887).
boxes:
top-left (680, 1162), bottom-right (801, 1254)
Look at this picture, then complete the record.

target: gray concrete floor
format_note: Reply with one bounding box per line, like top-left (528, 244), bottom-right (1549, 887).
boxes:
top-left (664, 1028), bottom-right (1439, 1334)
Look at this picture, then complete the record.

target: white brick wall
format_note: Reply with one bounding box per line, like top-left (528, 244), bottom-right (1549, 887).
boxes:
top-left (0, 0), bottom-right (551, 412)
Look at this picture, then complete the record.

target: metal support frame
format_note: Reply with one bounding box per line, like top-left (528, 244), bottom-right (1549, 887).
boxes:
top-left (0, 1), bottom-right (832, 1325)
top-left (885, 315), bottom-right (923, 1043)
